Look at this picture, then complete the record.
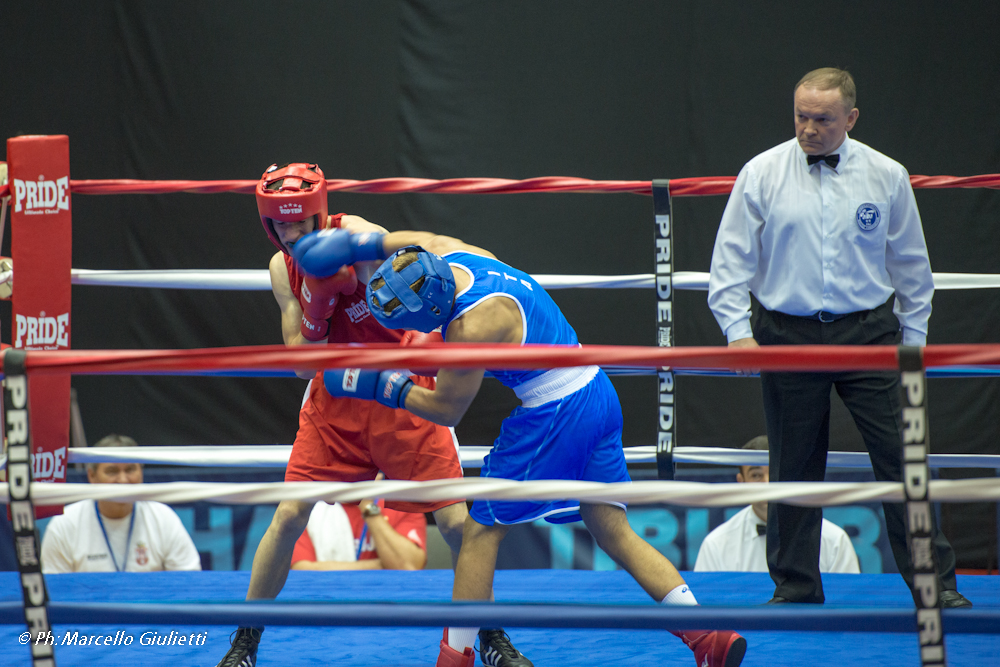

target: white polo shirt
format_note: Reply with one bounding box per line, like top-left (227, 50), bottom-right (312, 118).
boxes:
top-left (694, 505), bottom-right (860, 573)
top-left (41, 500), bottom-right (201, 573)
top-left (302, 501), bottom-right (357, 562)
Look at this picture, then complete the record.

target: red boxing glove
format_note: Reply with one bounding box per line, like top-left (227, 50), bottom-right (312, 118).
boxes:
top-left (400, 329), bottom-right (443, 377)
top-left (300, 266), bottom-right (359, 341)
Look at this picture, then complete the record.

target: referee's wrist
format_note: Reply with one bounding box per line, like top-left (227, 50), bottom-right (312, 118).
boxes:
top-left (361, 502), bottom-right (383, 519)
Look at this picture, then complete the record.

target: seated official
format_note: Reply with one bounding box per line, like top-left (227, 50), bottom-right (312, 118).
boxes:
top-left (40, 434), bottom-right (201, 573)
top-left (291, 495), bottom-right (427, 571)
top-left (695, 436), bottom-right (859, 573)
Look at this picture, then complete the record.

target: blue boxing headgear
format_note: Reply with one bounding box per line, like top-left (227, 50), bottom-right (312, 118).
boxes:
top-left (366, 246), bottom-right (456, 333)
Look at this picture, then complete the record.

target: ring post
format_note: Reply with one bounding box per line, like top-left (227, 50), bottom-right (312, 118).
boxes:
top-left (4, 349), bottom-right (56, 666)
top-left (898, 345), bottom-right (947, 667)
top-left (652, 180), bottom-right (675, 480)
top-left (7, 135), bottom-right (73, 519)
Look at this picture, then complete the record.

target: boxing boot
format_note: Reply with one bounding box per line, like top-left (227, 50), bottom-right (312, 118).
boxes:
top-left (673, 629), bottom-right (747, 667)
top-left (435, 629), bottom-right (475, 667)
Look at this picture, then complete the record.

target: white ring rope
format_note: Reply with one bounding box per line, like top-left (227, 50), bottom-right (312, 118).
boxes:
top-left (71, 268), bottom-right (272, 291)
top-left (23, 445), bottom-right (1000, 470)
top-left (18, 257), bottom-right (997, 514)
top-left (67, 269), bottom-right (1000, 291)
top-left (3, 477), bottom-right (999, 507)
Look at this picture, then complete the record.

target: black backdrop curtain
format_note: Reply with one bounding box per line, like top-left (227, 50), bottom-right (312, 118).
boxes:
top-left (2, 1), bottom-right (998, 462)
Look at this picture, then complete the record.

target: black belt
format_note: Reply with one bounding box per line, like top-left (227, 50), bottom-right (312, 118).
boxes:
top-left (768, 299), bottom-right (891, 324)
top-left (774, 309), bottom-right (855, 323)
top-left (812, 310), bottom-right (852, 323)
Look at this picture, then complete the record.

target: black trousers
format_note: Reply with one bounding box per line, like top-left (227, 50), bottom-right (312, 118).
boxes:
top-left (756, 297), bottom-right (958, 604)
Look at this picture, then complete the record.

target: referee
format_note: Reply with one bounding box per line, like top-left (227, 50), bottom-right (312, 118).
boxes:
top-left (708, 67), bottom-right (970, 607)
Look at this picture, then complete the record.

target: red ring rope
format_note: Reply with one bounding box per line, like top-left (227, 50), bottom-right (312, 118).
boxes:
top-left (10, 343), bottom-right (1000, 376)
top-left (1, 174), bottom-right (998, 199)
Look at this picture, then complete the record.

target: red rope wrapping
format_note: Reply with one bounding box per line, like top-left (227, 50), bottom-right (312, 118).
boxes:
top-left (11, 343), bottom-right (1000, 376)
top-left (1, 174), bottom-right (998, 199)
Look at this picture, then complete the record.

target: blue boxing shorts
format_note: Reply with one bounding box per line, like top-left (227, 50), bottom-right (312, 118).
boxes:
top-left (470, 369), bottom-right (630, 526)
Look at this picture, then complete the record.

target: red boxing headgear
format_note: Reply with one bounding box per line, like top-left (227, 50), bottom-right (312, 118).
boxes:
top-left (256, 163), bottom-right (329, 254)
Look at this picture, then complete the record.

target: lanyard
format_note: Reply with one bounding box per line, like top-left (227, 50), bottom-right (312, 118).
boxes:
top-left (356, 524), bottom-right (367, 561)
top-left (356, 500), bottom-right (381, 560)
top-left (95, 502), bottom-right (136, 572)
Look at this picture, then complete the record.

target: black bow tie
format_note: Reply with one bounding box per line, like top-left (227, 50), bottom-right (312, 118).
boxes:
top-left (756, 524), bottom-right (767, 536)
top-left (807, 154), bottom-right (840, 169)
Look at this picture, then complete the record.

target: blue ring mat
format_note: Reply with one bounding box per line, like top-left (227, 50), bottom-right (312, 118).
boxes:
top-left (1, 570), bottom-right (996, 666)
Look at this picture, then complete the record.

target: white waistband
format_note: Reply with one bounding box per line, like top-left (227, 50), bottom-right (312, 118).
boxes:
top-left (514, 366), bottom-right (600, 408)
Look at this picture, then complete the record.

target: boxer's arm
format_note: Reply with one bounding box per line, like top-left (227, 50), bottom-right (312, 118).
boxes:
top-left (340, 215), bottom-right (389, 284)
top-left (270, 253), bottom-right (312, 347)
top-left (401, 297), bottom-right (520, 426)
top-left (399, 330), bottom-right (443, 376)
top-left (380, 232), bottom-right (497, 261)
top-left (269, 253), bottom-right (322, 380)
top-left (401, 367), bottom-right (485, 427)
top-left (294, 227), bottom-right (494, 278)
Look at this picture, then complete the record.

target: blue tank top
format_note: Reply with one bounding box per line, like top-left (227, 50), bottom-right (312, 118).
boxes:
top-left (440, 252), bottom-right (580, 388)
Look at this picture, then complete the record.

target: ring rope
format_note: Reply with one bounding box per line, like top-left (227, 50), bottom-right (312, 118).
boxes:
top-left (2, 173), bottom-right (998, 198)
top-left (11, 364), bottom-right (991, 379)
top-left (12, 343), bottom-right (1000, 376)
top-left (0, 600), bottom-right (993, 634)
top-left (26, 445), bottom-right (1000, 471)
top-left (64, 268), bottom-right (1000, 292)
top-left (4, 478), bottom-right (998, 507)
top-left (603, 366), bottom-right (1000, 378)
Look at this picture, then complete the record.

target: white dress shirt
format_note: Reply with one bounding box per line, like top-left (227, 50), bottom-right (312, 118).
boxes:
top-left (41, 500), bottom-right (201, 573)
top-left (708, 136), bottom-right (933, 346)
top-left (694, 505), bottom-right (860, 573)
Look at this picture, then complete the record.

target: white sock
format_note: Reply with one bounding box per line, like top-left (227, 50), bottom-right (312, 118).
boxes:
top-left (661, 583), bottom-right (698, 606)
top-left (447, 627), bottom-right (479, 652)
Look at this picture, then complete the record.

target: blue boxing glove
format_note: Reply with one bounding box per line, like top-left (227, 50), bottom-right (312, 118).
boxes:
top-left (323, 368), bottom-right (414, 409)
top-left (291, 229), bottom-right (386, 278)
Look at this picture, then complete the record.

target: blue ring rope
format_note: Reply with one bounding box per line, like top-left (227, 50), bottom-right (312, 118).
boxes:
top-left (0, 601), bottom-right (995, 634)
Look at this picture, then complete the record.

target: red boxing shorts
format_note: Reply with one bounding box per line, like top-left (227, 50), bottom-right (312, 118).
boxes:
top-left (285, 374), bottom-right (464, 513)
